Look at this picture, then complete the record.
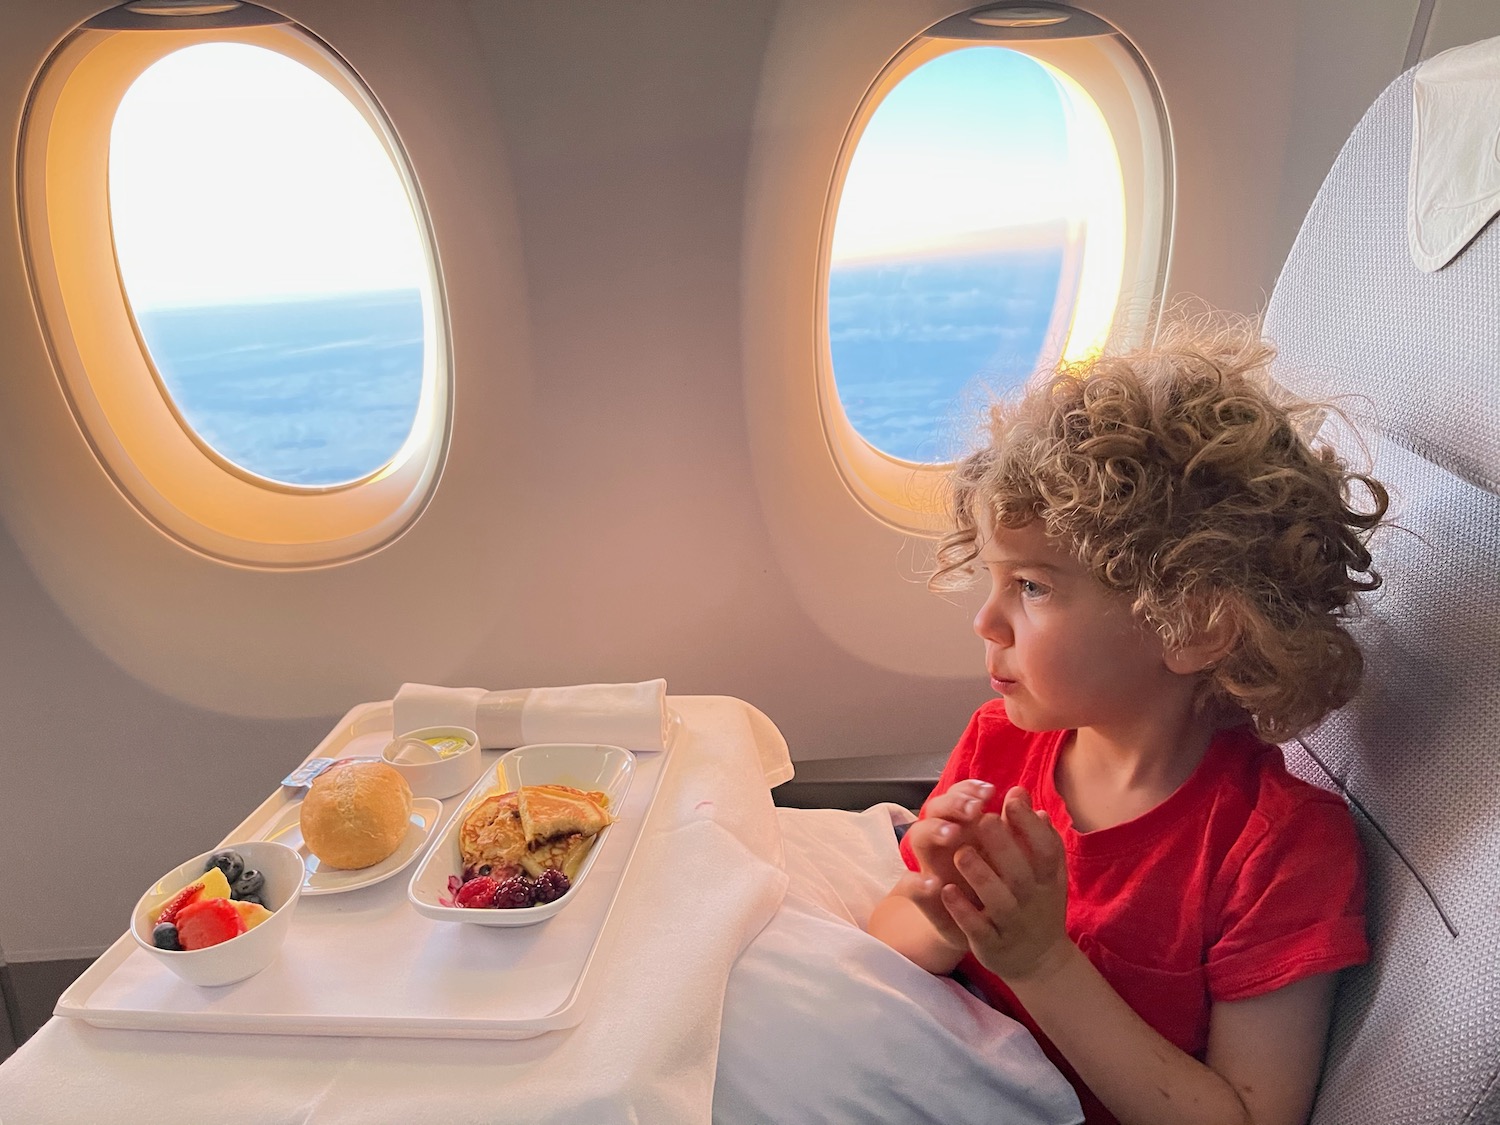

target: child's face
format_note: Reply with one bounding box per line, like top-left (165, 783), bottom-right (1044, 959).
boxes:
top-left (972, 518), bottom-right (1183, 735)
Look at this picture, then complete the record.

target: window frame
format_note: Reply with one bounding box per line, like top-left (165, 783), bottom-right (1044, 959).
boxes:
top-left (816, 9), bottom-right (1173, 534)
top-left (18, 18), bottom-right (451, 568)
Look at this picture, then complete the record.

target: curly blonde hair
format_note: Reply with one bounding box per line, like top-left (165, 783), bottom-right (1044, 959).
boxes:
top-left (932, 320), bottom-right (1388, 740)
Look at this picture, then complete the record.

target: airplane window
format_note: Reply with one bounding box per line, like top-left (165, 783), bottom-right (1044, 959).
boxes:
top-left (110, 43), bottom-right (432, 487)
top-left (818, 9), bottom-right (1169, 526)
top-left (829, 46), bottom-right (1124, 464)
top-left (19, 11), bottom-right (451, 566)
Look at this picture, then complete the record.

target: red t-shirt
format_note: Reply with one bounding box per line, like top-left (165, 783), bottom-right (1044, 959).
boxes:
top-left (899, 700), bottom-right (1368, 1125)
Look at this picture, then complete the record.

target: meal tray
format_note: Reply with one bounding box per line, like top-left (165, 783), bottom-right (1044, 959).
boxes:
top-left (55, 700), bottom-right (679, 1039)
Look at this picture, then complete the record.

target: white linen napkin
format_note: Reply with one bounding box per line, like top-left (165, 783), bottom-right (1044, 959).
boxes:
top-left (1408, 36), bottom-right (1500, 272)
top-left (392, 678), bottom-right (671, 751)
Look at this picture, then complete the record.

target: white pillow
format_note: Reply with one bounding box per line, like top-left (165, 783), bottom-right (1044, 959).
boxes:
top-left (712, 806), bottom-right (1083, 1125)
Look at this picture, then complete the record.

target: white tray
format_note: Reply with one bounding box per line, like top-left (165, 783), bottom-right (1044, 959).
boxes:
top-left (55, 700), bottom-right (679, 1039)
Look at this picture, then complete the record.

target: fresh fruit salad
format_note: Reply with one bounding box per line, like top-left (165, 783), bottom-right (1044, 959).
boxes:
top-left (150, 850), bottom-right (274, 951)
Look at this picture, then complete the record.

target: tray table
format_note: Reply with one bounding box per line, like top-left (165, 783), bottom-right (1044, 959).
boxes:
top-left (55, 700), bottom-right (677, 1039)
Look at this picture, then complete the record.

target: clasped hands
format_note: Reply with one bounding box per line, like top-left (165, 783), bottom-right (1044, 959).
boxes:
top-left (897, 781), bottom-right (1073, 983)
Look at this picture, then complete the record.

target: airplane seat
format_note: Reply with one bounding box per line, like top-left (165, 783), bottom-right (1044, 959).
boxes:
top-left (1262, 36), bottom-right (1500, 1125)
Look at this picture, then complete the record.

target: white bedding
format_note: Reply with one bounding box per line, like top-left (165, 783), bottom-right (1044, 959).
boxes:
top-left (713, 804), bottom-right (1083, 1125)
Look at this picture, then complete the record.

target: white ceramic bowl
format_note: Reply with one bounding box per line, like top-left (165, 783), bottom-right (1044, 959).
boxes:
top-left (407, 742), bottom-right (635, 927)
top-left (382, 724), bottom-right (483, 799)
top-left (130, 840), bottom-right (305, 987)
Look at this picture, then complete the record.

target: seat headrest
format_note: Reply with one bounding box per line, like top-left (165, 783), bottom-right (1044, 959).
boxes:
top-left (1267, 53), bottom-right (1500, 494)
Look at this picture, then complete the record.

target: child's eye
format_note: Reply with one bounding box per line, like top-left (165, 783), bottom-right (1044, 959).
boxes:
top-left (1017, 578), bottom-right (1048, 599)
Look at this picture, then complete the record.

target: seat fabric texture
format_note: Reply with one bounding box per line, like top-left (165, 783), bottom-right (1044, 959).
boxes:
top-left (1264, 61), bottom-right (1500, 1125)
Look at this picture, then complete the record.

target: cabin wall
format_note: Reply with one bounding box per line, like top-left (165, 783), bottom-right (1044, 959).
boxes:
top-left (0, 0), bottom-right (1449, 967)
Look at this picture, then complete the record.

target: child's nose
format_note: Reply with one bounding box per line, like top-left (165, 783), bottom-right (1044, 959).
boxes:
top-left (973, 597), bottom-right (1012, 645)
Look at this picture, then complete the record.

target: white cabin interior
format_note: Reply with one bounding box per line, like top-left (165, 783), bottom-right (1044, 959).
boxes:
top-left (1, 0), bottom-right (1496, 1094)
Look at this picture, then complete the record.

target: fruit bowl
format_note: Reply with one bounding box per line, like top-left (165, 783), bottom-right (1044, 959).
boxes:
top-left (130, 840), bottom-right (305, 987)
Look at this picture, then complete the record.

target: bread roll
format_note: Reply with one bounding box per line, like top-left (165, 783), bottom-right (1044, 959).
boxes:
top-left (300, 760), bottom-right (413, 869)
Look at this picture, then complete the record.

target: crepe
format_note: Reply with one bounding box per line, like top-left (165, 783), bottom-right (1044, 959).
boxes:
top-left (517, 784), bottom-right (612, 843)
top-left (458, 791), bottom-right (528, 873)
top-left (520, 832), bottom-right (596, 882)
top-left (461, 783), bottom-right (613, 882)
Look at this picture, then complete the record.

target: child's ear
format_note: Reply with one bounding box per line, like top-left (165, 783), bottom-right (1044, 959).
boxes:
top-left (1164, 597), bottom-right (1240, 676)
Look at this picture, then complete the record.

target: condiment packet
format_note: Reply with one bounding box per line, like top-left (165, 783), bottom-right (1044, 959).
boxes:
top-left (281, 756), bottom-right (383, 789)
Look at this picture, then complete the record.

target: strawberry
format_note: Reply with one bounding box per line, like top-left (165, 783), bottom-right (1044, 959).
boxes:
top-left (152, 867), bottom-right (231, 926)
top-left (175, 897), bottom-right (246, 950)
top-left (154, 883), bottom-right (205, 927)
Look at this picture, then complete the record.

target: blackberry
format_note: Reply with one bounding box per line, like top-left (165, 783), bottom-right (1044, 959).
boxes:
top-left (532, 868), bottom-right (570, 903)
top-left (493, 874), bottom-right (536, 909)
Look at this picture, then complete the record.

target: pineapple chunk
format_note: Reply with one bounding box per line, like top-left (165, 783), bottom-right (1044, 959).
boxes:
top-left (232, 899), bottom-right (275, 930)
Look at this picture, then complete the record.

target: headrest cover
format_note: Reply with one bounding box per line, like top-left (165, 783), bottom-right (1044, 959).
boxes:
top-left (1408, 35), bottom-right (1500, 272)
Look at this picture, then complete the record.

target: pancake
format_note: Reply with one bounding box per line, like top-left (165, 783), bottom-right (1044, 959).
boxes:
top-left (520, 832), bottom-right (597, 882)
top-left (458, 791), bottom-right (527, 872)
top-left (529, 783), bottom-right (610, 809)
top-left (517, 785), bottom-right (612, 843)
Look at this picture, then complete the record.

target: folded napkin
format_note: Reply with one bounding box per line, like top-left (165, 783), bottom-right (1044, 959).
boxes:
top-left (1409, 36), bottom-right (1500, 271)
top-left (392, 679), bottom-right (672, 751)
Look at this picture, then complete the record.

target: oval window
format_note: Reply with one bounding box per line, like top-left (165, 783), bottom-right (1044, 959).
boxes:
top-left (829, 45), bottom-right (1125, 463)
top-left (818, 6), bottom-right (1170, 529)
top-left (110, 43), bottom-right (429, 487)
top-left (20, 12), bottom-right (451, 566)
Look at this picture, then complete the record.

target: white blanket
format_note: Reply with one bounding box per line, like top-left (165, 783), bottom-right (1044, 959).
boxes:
top-left (713, 804), bottom-right (1083, 1125)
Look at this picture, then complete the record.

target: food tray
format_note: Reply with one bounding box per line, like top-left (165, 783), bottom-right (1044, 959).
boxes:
top-left (55, 700), bottom-right (680, 1039)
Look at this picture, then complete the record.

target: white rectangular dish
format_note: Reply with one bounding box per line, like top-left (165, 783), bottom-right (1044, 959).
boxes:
top-left (408, 743), bottom-right (635, 926)
top-left (55, 700), bottom-right (679, 1039)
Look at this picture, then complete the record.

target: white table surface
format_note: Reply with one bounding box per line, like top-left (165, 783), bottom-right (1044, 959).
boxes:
top-left (0, 695), bottom-right (793, 1125)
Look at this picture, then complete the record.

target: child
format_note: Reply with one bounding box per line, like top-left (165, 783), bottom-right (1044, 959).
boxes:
top-left (867, 321), bottom-right (1388, 1125)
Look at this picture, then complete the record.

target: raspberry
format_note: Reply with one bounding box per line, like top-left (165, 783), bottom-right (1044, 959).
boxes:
top-left (454, 876), bottom-right (500, 909)
top-left (492, 875), bottom-right (536, 909)
top-left (532, 868), bottom-right (570, 904)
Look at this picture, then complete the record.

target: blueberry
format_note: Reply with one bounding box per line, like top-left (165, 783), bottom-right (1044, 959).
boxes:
top-left (153, 922), bottom-right (181, 951)
top-left (239, 894), bottom-right (267, 908)
top-left (207, 850), bottom-right (245, 884)
top-left (231, 869), bottom-right (265, 899)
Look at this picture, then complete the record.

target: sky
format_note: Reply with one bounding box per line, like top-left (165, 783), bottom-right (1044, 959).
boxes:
top-left (109, 42), bottom-right (428, 310)
top-left (107, 41), bottom-right (1110, 308)
top-left (831, 46), bottom-right (1080, 264)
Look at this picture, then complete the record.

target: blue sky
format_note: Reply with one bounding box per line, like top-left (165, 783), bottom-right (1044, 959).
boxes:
top-left (831, 46), bottom-right (1073, 263)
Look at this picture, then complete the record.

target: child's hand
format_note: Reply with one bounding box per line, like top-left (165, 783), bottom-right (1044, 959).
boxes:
top-left (940, 786), bottom-right (1072, 983)
top-left (901, 779), bottom-right (995, 908)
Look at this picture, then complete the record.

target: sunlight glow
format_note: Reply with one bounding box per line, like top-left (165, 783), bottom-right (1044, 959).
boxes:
top-left (1048, 63), bottom-right (1126, 361)
top-left (109, 43), bottom-right (426, 310)
top-left (831, 47), bottom-right (1072, 264)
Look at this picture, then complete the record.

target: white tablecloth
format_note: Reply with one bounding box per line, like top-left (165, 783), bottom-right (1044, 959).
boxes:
top-left (0, 696), bottom-right (792, 1125)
